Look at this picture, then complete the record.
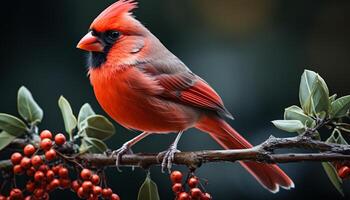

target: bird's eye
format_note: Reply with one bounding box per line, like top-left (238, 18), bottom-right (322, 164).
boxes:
top-left (107, 31), bottom-right (120, 40)
top-left (91, 29), bottom-right (98, 36)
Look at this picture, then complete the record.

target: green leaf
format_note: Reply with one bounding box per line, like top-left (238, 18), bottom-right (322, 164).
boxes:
top-left (313, 130), bottom-right (321, 140)
top-left (309, 76), bottom-right (330, 116)
top-left (0, 113), bottom-right (27, 136)
top-left (299, 70), bottom-right (318, 113)
top-left (337, 132), bottom-right (348, 145)
top-left (80, 115), bottom-right (115, 141)
top-left (17, 86), bottom-right (43, 124)
top-left (0, 131), bottom-right (17, 151)
top-left (272, 120), bottom-right (305, 133)
top-left (325, 133), bottom-right (336, 144)
top-left (329, 94), bottom-right (337, 102)
top-left (83, 137), bottom-right (108, 153)
top-left (137, 173), bottom-right (160, 200)
top-left (299, 70), bottom-right (329, 115)
top-left (79, 139), bottom-right (91, 153)
top-left (322, 162), bottom-right (344, 196)
top-left (325, 129), bottom-right (348, 145)
top-left (58, 96), bottom-right (77, 139)
top-left (330, 95), bottom-right (350, 118)
top-left (284, 105), bottom-right (315, 128)
top-left (78, 103), bottom-right (96, 129)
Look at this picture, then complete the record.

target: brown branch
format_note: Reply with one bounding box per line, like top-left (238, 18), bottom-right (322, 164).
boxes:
top-left (2, 134), bottom-right (350, 170)
top-left (78, 135), bottom-right (350, 169)
top-left (79, 151), bottom-right (350, 169)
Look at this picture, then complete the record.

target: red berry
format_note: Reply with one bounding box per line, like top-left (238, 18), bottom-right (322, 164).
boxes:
top-left (88, 194), bottom-right (98, 200)
top-left (46, 170), bottom-right (55, 182)
top-left (338, 166), bottom-right (350, 179)
top-left (23, 144), bottom-right (36, 156)
top-left (58, 167), bottom-right (69, 178)
top-left (188, 177), bottom-right (199, 188)
top-left (20, 157), bottom-right (31, 169)
top-left (190, 188), bottom-right (202, 198)
top-left (38, 164), bottom-right (49, 173)
top-left (102, 188), bottom-right (113, 198)
top-left (91, 174), bottom-right (100, 185)
top-left (26, 167), bottom-right (36, 177)
top-left (80, 169), bottom-right (92, 180)
top-left (82, 181), bottom-right (93, 192)
top-left (34, 171), bottom-right (45, 182)
top-left (55, 133), bottom-right (66, 145)
top-left (49, 179), bottom-right (60, 190)
top-left (26, 181), bottom-right (35, 192)
top-left (11, 152), bottom-right (23, 165)
top-left (111, 193), bottom-right (120, 200)
top-left (71, 180), bottom-right (80, 192)
top-left (92, 186), bottom-right (102, 196)
top-left (13, 165), bottom-right (23, 175)
top-left (172, 183), bottom-right (182, 193)
top-left (40, 130), bottom-right (53, 140)
top-left (52, 165), bottom-right (61, 174)
top-left (42, 193), bottom-right (50, 200)
top-left (45, 149), bottom-right (56, 161)
top-left (178, 192), bottom-right (190, 200)
top-left (31, 155), bottom-right (43, 167)
top-left (170, 171), bottom-right (183, 183)
top-left (34, 189), bottom-right (45, 198)
top-left (201, 193), bottom-right (212, 200)
top-left (40, 138), bottom-right (52, 151)
top-left (77, 187), bottom-right (88, 199)
top-left (0, 195), bottom-right (6, 200)
top-left (60, 178), bottom-right (71, 189)
top-left (10, 188), bottom-right (23, 200)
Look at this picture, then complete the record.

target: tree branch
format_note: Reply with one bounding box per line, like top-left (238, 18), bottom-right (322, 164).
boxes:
top-left (79, 134), bottom-right (350, 169)
top-left (2, 134), bottom-right (350, 170)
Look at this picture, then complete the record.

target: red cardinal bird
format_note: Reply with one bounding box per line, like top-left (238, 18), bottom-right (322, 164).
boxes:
top-left (77, 0), bottom-right (294, 192)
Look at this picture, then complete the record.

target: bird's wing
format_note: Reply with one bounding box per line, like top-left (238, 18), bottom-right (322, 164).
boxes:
top-left (137, 62), bottom-right (233, 119)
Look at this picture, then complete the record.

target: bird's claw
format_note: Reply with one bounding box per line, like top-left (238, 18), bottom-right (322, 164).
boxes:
top-left (158, 144), bottom-right (180, 173)
top-left (111, 144), bottom-right (133, 172)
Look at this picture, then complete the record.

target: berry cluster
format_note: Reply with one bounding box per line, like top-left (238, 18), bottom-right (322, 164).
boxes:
top-left (72, 169), bottom-right (120, 200)
top-left (1, 130), bottom-right (120, 200)
top-left (12, 130), bottom-right (64, 176)
top-left (170, 171), bottom-right (212, 200)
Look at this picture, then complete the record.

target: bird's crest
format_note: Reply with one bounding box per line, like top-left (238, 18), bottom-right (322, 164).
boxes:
top-left (91, 0), bottom-right (138, 32)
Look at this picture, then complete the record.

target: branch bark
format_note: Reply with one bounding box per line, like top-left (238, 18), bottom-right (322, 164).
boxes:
top-left (79, 135), bottom-right (350, 169)
top-left (2, 134), bottom-right (350, 170)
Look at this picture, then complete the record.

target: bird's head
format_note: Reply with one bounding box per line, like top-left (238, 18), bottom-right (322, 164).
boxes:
top-left (77, 0), bottom-right (149, 69)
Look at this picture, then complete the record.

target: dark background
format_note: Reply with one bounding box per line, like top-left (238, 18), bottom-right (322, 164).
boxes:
top-left (1, 0), bottom-right (350, 199)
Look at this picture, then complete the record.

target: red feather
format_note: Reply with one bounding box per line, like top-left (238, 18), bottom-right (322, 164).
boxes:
top-left (91, 0), bottom-right (138, 32)
top-left (154, 72), bottom-right (233, 119)
top-left (181, 80), bottom-right (224, 111)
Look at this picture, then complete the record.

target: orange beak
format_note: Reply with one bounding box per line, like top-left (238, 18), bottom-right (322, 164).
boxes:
top-left (76, 31), bottom-right (104, 52)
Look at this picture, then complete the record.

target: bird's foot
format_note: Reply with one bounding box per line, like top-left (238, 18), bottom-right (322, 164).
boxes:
top-left (111, 144), bottom-right (133, 172)
top-left (158, 144), bottom-right (180, 173)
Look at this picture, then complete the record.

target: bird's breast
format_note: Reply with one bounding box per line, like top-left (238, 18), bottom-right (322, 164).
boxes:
top-left (89, 66), bottom-right (199, 133)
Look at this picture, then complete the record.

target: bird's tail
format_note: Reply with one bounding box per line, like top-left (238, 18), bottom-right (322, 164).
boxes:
top-left (195, 115), bottom-right (294, 193)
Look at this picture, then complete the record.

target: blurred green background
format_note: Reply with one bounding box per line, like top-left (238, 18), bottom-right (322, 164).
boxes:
top-left (1, 0), bottom-right (350, 199)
